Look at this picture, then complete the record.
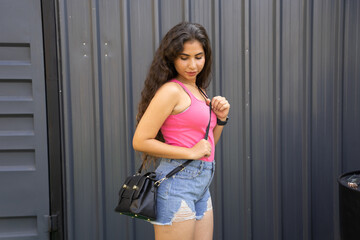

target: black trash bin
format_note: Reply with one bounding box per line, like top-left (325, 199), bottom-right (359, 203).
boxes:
top-left (338, 171), bottom-right (360, 240)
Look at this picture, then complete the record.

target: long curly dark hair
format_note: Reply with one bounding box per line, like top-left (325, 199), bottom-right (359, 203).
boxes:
top-left (136, 22), bottom-right (212, 164)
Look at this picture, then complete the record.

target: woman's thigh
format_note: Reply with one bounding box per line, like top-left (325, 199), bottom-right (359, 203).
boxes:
top-left (154, 209), bottom-right (213, 240)
top-left (194, 209), bottom-right (213, 240)
top-left (154, 219), bottom-right (196, 240)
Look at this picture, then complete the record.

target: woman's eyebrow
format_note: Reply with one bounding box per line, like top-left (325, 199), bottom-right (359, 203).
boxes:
top-left (179, 52), bottom-right (204, 56)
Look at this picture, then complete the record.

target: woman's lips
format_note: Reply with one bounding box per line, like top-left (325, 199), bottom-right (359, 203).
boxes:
top-left (186, 71), bottom-right (197, 76)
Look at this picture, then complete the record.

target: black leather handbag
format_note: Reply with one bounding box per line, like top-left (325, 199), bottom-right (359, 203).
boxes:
top-left (115, 87), bottom-right (212, 221)
top-left (114, 159), bottom-right (204, 221)
top-left (114, 168), bottom-right (158, 221)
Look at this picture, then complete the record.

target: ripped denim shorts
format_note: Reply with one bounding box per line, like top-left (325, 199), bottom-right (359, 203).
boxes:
top-left (151, 159), bottom-right (215, 225)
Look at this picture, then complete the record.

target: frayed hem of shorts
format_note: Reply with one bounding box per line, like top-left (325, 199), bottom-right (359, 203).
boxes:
top-left (150, 221), bottom-right (172, 226)
top-left (150, 216), bottom-right (196, 226)
top-left (195, 206), bottom-right (213, 221)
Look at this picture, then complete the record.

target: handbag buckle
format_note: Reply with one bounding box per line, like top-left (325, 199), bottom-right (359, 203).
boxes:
top-left (154, 177), bottom-right (166, 187)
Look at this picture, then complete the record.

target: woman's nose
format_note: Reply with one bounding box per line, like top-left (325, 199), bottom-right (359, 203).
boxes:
top-left (188, 58), bottom-right (196, 69)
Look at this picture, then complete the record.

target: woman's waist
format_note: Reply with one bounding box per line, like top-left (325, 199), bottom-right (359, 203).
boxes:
top-left (162, 131), bottom-right (214, 147)
top-left (159, 158), bottom-right (215, 171)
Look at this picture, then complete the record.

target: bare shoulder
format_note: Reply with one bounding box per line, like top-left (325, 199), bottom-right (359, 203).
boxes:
top-left (159, 81), bottom-right (183, 93)
top-left (154, 81), bottom-right (182, 100)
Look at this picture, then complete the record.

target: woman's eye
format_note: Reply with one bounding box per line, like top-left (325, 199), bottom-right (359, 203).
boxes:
top-left (195, 56), bottom-right (203, 60)
top-left (180, 57), bottom-right (188, 60)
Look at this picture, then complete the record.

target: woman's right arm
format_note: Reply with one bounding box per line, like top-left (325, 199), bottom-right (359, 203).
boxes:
top-left (133, 83), bottom-right (211, 160)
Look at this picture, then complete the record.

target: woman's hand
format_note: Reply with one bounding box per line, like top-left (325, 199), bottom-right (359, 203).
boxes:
top-left (206, 96), bottom-right (230, 121)
top-left (190, 139), bottom-right (212, 159)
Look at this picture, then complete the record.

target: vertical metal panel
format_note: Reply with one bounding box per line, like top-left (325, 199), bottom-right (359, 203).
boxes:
top-left (343, 0), bottom-right (360, 172)
top-left (58, 0), bottom-right (360, 239)
top-left (250, 0), bottom-right (279, 239)
top-left (281, 0), bottom-right (309, 239)
top-left (311, 1), bottom-right (342, 239)
top-left (159, 0), bottom-right (184, 35)
top-left (59, 0), bottom-right (99, 239)
top-left (98, 1), bottom-right (131, 239)
top-left (217, 1), bottom-right (249, 240)
top-left (0, 0), bottom-right (50, 239)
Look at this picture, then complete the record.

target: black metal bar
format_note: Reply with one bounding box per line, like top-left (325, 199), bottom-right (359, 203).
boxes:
top-left (41, 0), bottom-right (65, 239)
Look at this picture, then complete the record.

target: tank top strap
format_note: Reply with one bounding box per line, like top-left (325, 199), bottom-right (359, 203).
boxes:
top-left (169, 79), bottom-right (195, 100)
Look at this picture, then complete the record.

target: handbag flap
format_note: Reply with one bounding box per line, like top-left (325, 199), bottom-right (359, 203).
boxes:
top-left (132, 172), bottom-right (156, 199)
top-left (119, 175), bottom-right (139, 198)
top-left (119, 172), bottom-right (157, 200)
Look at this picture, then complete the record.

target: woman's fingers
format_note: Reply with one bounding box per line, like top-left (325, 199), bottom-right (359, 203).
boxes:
top-left (211, 96), bottom-right (230, 116)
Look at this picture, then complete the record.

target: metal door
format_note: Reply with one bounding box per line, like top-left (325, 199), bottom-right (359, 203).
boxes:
top-left (0, 0), bottom-right (50, 239)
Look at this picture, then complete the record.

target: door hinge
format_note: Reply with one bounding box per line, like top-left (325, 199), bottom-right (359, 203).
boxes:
top-left (45, 214), bottom-right (59, 232)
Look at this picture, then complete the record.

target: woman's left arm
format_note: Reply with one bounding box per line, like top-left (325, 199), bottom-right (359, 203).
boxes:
top-left (208, 96), bottom-right (230, 145)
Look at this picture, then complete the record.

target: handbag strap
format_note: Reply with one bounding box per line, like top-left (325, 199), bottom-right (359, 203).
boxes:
top-left (198, 87), bottom-right (211, 140)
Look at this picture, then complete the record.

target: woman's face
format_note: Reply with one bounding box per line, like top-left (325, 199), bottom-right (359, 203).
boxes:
top-left (174, 40), bottom-right (205, 83)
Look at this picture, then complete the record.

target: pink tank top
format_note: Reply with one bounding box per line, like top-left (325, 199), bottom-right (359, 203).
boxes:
top-left (160, 79), bottom-right (217, 162)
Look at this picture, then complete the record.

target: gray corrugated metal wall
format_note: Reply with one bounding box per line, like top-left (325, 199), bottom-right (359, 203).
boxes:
top-left (58, 0), bottom-right (360, 239)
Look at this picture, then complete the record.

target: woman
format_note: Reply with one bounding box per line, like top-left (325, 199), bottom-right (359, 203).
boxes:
top-left (133, 22), bottom-right (230, 240)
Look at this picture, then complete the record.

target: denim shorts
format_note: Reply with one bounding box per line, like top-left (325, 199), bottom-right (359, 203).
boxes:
top-left (151, 159), bottom-right (215, 225)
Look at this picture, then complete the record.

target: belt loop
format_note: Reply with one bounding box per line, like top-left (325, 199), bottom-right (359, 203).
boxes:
top-left (200, 161), bottom-right (204, 171)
